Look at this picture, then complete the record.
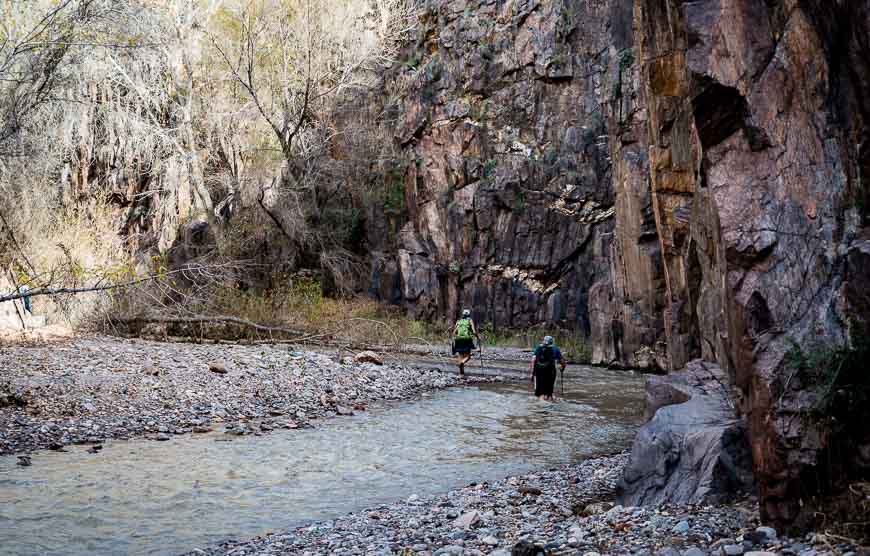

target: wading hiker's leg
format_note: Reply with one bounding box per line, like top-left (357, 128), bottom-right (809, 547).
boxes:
top-left (459, 353), bottom-right (472, 375)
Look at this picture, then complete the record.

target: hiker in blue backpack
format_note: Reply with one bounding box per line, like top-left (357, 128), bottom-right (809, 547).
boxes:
top-left (529, 335), bottom-right (566, 400)
top-left (452, 309), bottom-right (479, 375)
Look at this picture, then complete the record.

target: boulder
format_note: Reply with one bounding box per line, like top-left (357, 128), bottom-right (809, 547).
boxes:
top-left (618, 360), bottom-right (754, 506)
top-left (354, 351), bottom-right (384, 365)
top-left (208, 362), bottom-right (228, 374)
top-left (453, 510), bottom-right (481, 529)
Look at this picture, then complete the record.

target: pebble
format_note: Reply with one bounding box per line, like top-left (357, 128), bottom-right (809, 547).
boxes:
top-left (187, 453), bottom-right (864, 556)
top-left (1, 338), bottom-right (488, 456)
top-left (673, 520), bottom-right (691, 534)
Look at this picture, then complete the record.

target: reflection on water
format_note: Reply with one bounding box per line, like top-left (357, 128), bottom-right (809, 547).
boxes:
top-left (0, 368), bottom-right (643, 556)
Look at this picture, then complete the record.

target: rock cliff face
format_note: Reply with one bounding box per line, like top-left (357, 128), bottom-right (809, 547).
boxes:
top-left (369, 0), bottom-right (653, 366)
top-left (631, 0), bottom-right (870, 529)
top-left (376, 0), bottom-right (870, 530)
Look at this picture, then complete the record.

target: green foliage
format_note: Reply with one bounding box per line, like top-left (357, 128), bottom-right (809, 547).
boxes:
top-left (404, 51), bottom-right (421, 70)
top-left (514, 188), bottom-right (526, 212)
top-left (618, 48), bottom-right (634, 72)
top-left (482, 158), bottom-right (498, 179)
top-left (784, 337), bottom-right (870, 420)
top-left (383, 179), bottom-right (406, 212)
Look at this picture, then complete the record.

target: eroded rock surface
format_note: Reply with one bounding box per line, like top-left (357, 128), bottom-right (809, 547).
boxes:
top-left (632, 0), bottom-right (870, 529)
top-left (370, 0), bottom-right (870, 529)
top-left (618, 360), bottom-right (754, 506)
top-left (369, 0), bottom-right (648, 366)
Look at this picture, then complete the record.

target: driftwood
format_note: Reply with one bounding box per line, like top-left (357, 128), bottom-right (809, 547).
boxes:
top-left (113, 315), bottom-right (306, 337)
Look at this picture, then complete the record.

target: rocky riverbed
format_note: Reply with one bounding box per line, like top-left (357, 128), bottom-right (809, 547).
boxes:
top-left (0, 337), bottom-right (487, 456)
top-left (194, 454), bottom-right (864, 556)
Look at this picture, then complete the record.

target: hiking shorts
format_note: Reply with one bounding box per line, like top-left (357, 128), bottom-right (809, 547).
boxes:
top-left (534, 367), bottom-right (556, 397)
top-left (453, 338), bottom-right (475, 355)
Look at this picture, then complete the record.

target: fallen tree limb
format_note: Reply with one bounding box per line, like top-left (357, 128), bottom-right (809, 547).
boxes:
top-left (111, 315), bottom-right (307, 337)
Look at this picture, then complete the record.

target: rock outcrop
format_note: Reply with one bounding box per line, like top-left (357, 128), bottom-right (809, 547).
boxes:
top-left (374, 0), bottom-right (870, 531)
top-left (369, 0), bottom-right (651, 366)
top-left (630, 0), bottom-right (870, 530)
top-left (618, 360), bottom-right (754, 506)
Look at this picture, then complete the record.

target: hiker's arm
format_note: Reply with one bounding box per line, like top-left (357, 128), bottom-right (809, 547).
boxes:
top-left (560, 358), bottom-right (567, 371)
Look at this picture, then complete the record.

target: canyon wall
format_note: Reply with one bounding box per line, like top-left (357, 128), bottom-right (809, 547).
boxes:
top-left (377, 0), bottom-right (870, 529)
top-left (369, 0), bottom-right (667, 368)
top-left (632, 0), bottom-right (870, 529)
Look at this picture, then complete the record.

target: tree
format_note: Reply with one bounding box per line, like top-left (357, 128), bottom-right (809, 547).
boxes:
top-left (207, 0), bottom-right (415, 288)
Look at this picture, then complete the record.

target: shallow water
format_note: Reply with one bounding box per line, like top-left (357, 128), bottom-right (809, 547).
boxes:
top-left (0, 367), bottom-right (643, 556)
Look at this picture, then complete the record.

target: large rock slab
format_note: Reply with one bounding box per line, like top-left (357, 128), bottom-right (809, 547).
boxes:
top-left (618, 360), bottom-right (754, 506)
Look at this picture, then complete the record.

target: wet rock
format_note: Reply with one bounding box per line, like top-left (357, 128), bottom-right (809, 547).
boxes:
top-left (518, 486), bottom-right (542, 496)
top-left (17, 455), bottom-right (31, 466)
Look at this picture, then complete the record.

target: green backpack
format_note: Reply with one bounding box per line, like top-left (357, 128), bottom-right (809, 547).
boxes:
top-left (534, 345), bottom-right (556, 372)
top-left (455, 318), bottom-right (473, 339)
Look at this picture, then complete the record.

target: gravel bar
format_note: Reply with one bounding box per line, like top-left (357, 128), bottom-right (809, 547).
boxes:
top-left (0, 337), bottom-right (489, 456)
top-left (193, 454), bottom-right (864, 556)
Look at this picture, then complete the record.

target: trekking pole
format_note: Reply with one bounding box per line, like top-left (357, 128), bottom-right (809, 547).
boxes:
top-left (478, 337), bottom-right (484, 372)
top-left (560, 368), bottom-right (565, 398)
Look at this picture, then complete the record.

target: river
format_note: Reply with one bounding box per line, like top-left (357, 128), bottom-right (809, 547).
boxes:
top-left (0, 366), bottom-right (643, 555)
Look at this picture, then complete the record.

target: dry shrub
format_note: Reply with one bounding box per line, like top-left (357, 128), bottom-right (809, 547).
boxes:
top-left (5, 195), bottom-right (131, 327)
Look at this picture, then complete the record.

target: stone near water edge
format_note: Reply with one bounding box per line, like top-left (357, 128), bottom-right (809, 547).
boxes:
top-left (754, 527), bottom-right (777, 541)
top-left (744, 553), bottom-right (777, 556)
top-left (453, 510), bottom-right (481, 530)
top-left (658, 548), bottom-right (681, 556)
top-left (672, 520), bottom-right (690, 534)
top-left (618, 362), bottom-right (754, 507)
top-left (335, 406), bottom-right (354, 416)
top-left (208, 362), bottom-right (228, 375)
top-left (354, 351), bottom-right (384, 366)
top-left (482, 535), bottom-right (499, 546)
top-left (16, 455), bottom-right (31, 466)
top-left (722, 545), bottom-right (745, 556)
top-left (518, 486), bottom-right (542, 496)
top-left (683, 548), bottom-right (706, 556)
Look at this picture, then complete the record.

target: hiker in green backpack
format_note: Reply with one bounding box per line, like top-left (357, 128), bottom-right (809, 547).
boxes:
top-left (452, 309), bottom-right (479, 375)
top-left (529, 335), bottom-right (566, 400)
